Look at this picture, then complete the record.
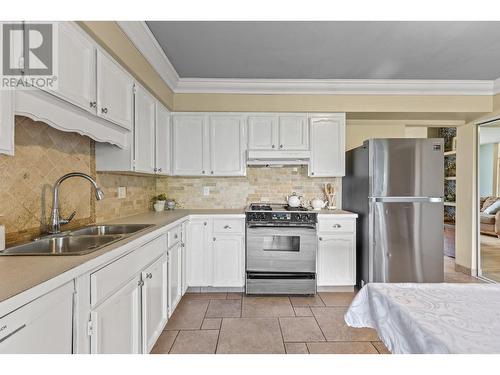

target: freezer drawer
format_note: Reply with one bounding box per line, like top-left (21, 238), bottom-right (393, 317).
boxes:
top-left (370, 201), bottom-right (444, 283)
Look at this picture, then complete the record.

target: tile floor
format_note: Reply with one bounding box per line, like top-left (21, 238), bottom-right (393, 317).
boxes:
top-left (151, 291), bottom-right (389, 354)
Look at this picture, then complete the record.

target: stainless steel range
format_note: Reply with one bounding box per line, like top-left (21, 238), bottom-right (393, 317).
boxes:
top-left (245, 203), bottom-right (318, 295)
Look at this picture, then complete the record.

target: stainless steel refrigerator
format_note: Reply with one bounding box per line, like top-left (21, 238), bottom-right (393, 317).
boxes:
top-left (343, 138), bottom-right (444, 285)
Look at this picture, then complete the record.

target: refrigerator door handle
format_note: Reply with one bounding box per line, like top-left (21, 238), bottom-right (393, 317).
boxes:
top-left (369, 197), bottom-right (443, 203)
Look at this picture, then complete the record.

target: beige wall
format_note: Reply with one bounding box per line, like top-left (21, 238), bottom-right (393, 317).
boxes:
top-left (173, 93), bottom-right (492, 114)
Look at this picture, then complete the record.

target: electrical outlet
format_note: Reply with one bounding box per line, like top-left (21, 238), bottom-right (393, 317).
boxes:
top-left (203, 186), bottom-right (210, 196)
top-left (118, 186), bottom-right (126, 199)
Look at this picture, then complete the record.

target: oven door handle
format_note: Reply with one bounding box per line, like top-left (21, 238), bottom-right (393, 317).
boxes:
top-left (246, 224), bottom-right (316, 230)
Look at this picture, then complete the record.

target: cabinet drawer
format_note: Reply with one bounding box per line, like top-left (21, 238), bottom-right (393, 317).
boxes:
top-left (318, 218), bottom-right (355, 233)
top-left (213, 218), bottom-right (244, 234)
top-left (167, 225), bottom-right (181, 248)
top-left (91, 234), bottom-right (167, 307)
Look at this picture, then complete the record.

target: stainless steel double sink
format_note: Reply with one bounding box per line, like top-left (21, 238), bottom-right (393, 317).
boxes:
top-left (0, 224), bottom-right (154, 256)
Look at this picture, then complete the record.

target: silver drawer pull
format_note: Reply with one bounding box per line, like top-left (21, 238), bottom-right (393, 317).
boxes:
top-left (146, 273), bottom-right (153, 279)
top-left (333, 224), bottom-right (342, 228)
top-left (223, 225), bottom-right (232, 229)
top-left (0, 324), bottom-right (26, 343)
top-left (174, 234), bottom-right (178, 239)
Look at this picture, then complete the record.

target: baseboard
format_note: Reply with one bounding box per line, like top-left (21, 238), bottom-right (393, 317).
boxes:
top-left (317, 286), bottom-right (356, 292)
top-left (187, 286), bottom-right (245, 293)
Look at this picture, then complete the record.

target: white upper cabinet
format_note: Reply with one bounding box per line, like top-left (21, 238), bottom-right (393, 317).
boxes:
top-left (209, 115), bottom-right (246, 176)
top-left (172, 114), bottom-right (206, 175)
top-left (278, 115), bottom-right (308, 150)
top-left (155, 103), bottom-right (171, 175)
top-left (248, 116), bottom-right (277, 150)
top-left (172, 113), bottom-right (246, 177)
top-left (96, 50), bottom-right (134, 130)
top-left (52, 22), bottom-right (96, 113)
top-left (134, 85), bottom-right (156, 174)
top-left (309, 114), bottom-right (346, 177)
top-left (247, 114), bottom-right (308, 151)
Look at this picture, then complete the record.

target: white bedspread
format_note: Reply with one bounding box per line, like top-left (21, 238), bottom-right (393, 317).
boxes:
top-left (344, 283), bottom-right (500, 354)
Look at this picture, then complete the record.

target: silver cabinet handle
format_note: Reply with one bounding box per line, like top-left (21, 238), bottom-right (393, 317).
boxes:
top-left (279, 144), bottom-right (283, 149)
top-left (138, 280), bottom-right (144, 286)
top-left (319, 237), bottom-right (323, 241)
top-left (89, 101), bottom-right (97, 108)
top-left (146, 273), bottom-right (152, 279)
top-left (210, 171), bottom-right (214, 175)
top-left (101, 107), bottom-right (108, 114)
top-left (202, 170), bottom-right (205, 174)
top-left (272, 144), bottom-right (275, 148)
top-left (174, 234), bottom-right (178, 239)
top-left (0, 324), bottom-right (26, 343)
top-left (311, 172), bottom-right (315, 176)
top-left (333, 224), bottom-right (342, 228)
top-left (213, 237), bottom-right (216, 241)
top-left (223, 225), bottom-right (232, 229)
top-left (154, 167), bottom-right (157, 172)
top-left (204, 222), bottom-right (207, 226)
top-left (158, 168), bottom-right (162, 172)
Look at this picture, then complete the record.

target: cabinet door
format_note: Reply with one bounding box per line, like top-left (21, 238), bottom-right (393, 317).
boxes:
top-left (309, 115), bottom-right (346, 177)
top-left (51, 22), bottom-right (96, 113)
top-left (134, 85), bottom-right (156, 173)
top-left (90, 276), bottom-right (141, 354)
top-left (168, 243), bottom-right (182, 316)
top-left (247, 115), bottom-right (277, 150)
top-left (181, 222), bottom-right (188, 295)
top-left (209, 115), bottom-right (246, 176)
top-left (0, 282), bottom-right (74, 354)
top-left (278, 115), bottom-right (309, 150)
top-left (212, 235), bottom-right (245, 287)
top-left (172, 115), bottom-right (206, 175)
top-left (155, 103), bottom-right (171, 175)
top-left (0, 90), bottom-right (14, 156)
top-left (142, 255), bottom-right (168, 353)
top-left (317, 234), bottom-right (355, 286)
top-left (96, 50), bottom-right (134, 130)
top-left (186, 219), bottom-right (211, 286)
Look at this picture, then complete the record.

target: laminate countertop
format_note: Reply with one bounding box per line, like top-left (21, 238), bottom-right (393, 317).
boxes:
top-left (0, 208), bottom-right (357, 308)
top-left (0, 209), bottom-right (242, 306)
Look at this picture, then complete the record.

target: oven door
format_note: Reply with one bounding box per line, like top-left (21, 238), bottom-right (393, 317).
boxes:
top-left (246, 225), bottom-right (317, 273)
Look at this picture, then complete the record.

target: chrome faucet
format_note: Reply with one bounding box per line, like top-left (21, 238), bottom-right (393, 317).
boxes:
top-left (49, 172), bottom-right (104, 234)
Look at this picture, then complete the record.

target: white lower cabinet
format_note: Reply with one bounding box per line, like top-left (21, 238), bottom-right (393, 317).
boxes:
top-left (168, 242), bottom-right (183, 316)
top-left (142, 254), bottom-right (168, 353)
top-left (316, 217), bottom-right (357, 287)
top-left (0, 282), bottom-right (74, 354)
top-left (186, 218), bottom-right (211, 286)
top-left (90, 275), bottom-right (142, 354)
top-left (186, 216), bottom-right (245, 288)
top-left (211, 235), bottom-right (245, 287)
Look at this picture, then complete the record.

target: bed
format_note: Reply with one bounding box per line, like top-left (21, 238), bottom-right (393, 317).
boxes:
top-left (344, 283), bottom-right (500, 354)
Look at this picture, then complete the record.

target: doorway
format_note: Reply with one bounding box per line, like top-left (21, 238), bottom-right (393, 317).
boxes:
top-left (477, 120), bottom-right (500, 282)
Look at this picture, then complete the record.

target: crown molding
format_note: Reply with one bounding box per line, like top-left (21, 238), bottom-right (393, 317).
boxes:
top-left (118, 21), bottom-right (498, 96)
top-left (117, 21), bottom-right (179, 91)
top-left (174, 78), bottom-right (494, 95)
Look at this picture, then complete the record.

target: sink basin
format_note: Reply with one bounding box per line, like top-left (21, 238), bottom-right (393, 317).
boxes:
top-left (69, 224), bottom-right (153, 236)
top-left (0, 235), bottom-right (123, 256)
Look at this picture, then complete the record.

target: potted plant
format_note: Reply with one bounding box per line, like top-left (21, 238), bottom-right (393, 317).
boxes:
top-left (151, 193), bottom-right (167, 212)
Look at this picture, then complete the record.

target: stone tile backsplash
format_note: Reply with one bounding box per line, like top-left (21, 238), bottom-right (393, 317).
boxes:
top-left (1, 117), bottom-right (341, 245)
top-left (156, 166), bottom-right (341, 209)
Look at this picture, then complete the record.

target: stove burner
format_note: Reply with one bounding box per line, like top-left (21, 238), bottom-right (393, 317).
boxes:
top-left (283, 205), bottom-right (309, 211)
top-left (249, 204), bottom-right (272, 211)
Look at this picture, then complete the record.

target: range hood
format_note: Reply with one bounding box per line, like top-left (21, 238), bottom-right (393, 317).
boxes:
top-left (247, 150), bottom-right (311, 165)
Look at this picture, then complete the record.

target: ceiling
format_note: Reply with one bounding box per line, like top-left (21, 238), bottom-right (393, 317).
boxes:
top-left (146, 21), bottom-right (500, 80)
